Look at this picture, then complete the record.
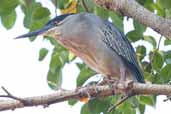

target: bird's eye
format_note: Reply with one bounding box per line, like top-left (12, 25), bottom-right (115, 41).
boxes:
top-left (54, 21), bottom-right (58, 26)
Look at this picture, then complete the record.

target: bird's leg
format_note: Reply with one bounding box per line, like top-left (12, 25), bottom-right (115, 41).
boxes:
top-left (119, 66), bottom-right (126, 82)
top-left (119, 66), bottom-right (134, 95)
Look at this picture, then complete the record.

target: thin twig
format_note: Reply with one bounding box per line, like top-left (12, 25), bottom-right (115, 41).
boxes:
top-left (1, 86), bottom-right (32, 106)
top-left (81, 0), bottom-right (89, 12)
top-left (55, 0), bottom-right (57, 16)
top-left (157, 35), bottom-right (162, 50)
top-left (107, 95), bottom-right (130, 112)
top-left (149, 35), bottom-right (162, 76)
top-left (163, 96), bottom-right (171, 102)
top-left (1, 86), bottom-right (22, 101)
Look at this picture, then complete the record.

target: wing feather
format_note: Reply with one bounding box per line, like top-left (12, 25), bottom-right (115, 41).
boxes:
top-left (100, 21), bottom-right (144, 83)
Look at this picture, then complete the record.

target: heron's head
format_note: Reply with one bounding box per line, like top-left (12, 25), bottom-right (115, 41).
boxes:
top-left (15, 13), bottom-right (74, 39)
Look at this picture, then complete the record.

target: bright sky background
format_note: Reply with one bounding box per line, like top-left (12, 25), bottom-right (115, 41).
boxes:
top-left (0, 0), bottom-right (171, 114)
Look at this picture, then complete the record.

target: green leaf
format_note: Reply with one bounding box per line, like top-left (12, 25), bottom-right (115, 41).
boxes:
top-left (83, 0), bottom-right (95, 12)
top-left (163, 50), bottom-right (171, 64)
top-left (44, 36), bottom-right (59, 47)
top-left (88, 98), bottom-right (110, 114)
top-left (32, 7), bottom-right (50, 20)
top-left (137, 0), bottom-right (154, 11)
top-left (76, 2), bottom-right (85, 13)
top-left (150, 51), bottom-right (164, 71)
top-left (57, 0), bottom-right (70, 9)
top-left (76, 65), bottom-right (96, 87)
top-left (1, 10), bottom-right (16, 29)
top-left (50, 52), bottom-right (62, 73)
top-left (21, 2), bottom-right (50, 31)
top-left (29, 16), bottom-right (49, 31)
top-left (153, 3), bottom-right (165, 17)
top-left (95, 6), bottom-right (109, 20)
top-left (143, 35), bottom-right (157, 48)
top-left (121, 101), bottom-right (136, 114)
top-left (164, 39), bottom-right (171, 46)
top-left (142, 61), bottom-right (152, 73)
top-left (68, 99), bottom-right (78, 106)
top-left (29, 16), bottom-right (49, 41)
top-left (136, 0), bottom-right (146, 5)
top-left (129, 97), bottom-right (139, 108)
top-left (49, 46), bottom-right (69, 67)
top-left (153, 72), bottom-right (163, 84)
top-left (59, 51), bottom-right (69, 65)
top-left (81, 104), bottom-right (91, 114)
top-left (38, 48), bottom-right (48, 61)
top-left (76, 63), bottom-right (86, 70)
top-left (138, 104), bottom-right (145, 114)
top-left (136, 45), bottom-right (146, 61)
top-left (133, 20), bottom-right (146, 34)
top-left (47, 67), bottom-right (62, 90)
top-left (144, 71), bottom-right (153, 82)
top-left (21, 1), bottom-right (50, 42)
top-left (165, 59), bottom-right (171, 65)
top-left (139, 96), bottom-right (155, 106)
top-left (68, 52), bottom-right (76, 61)
top-left (110, 11), bottom-right (124, 32)
top-left (161, 64), bottom-right (171, 83)
top-left (157, 0), bottom-right (171, 9)
top-left (0, 0), bottom-right (19, 16)
top-left (126, 30), bottom-right (142, 42)
top-left (165, 9), bottom-right (171, 18)
top-left (21, 1), bottom-right (41, 28)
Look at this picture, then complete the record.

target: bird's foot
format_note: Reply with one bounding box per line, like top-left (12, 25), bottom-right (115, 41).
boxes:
top-left (98, 77), bottom-right (118, 95)
top-left (115, 80), bottom-right (134, 94)
top-left (77, 81), bottom-right (99, 103)
top-left (98, 77), bottom-right (116, 85)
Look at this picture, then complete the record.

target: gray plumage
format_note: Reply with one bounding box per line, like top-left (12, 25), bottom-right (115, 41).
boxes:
top-left (15, 13), bottom-right (145, 83)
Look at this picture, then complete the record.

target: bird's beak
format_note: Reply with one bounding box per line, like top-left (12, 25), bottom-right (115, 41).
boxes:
top-left (14, 24), bottom-right (54, 39)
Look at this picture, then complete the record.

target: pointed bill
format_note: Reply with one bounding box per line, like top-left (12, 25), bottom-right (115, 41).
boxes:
top-left (14, 24), bottom-right (54, 39)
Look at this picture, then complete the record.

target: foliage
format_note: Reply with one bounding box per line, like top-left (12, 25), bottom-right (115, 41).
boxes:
top-left (1, 0), bottom-right (171, 114)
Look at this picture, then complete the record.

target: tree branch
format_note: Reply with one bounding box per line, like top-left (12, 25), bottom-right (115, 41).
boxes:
top-left (93, 0), bottom-right (171, 38)
top-left (0, 81), bottom-right (171, 111)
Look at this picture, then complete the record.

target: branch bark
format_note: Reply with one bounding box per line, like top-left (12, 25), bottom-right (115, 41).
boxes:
top-left (93, 0), bottom-right (171, 38)
top-left (0, 82), bottom-right (171, 111)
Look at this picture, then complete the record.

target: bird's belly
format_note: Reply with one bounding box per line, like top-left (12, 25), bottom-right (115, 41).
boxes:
top-left (74, 44), bottom-right (124, 80)
top-left (58, 36), bottom-right (126, 80)
top-left (92, 49), bottom-right (122, 79)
